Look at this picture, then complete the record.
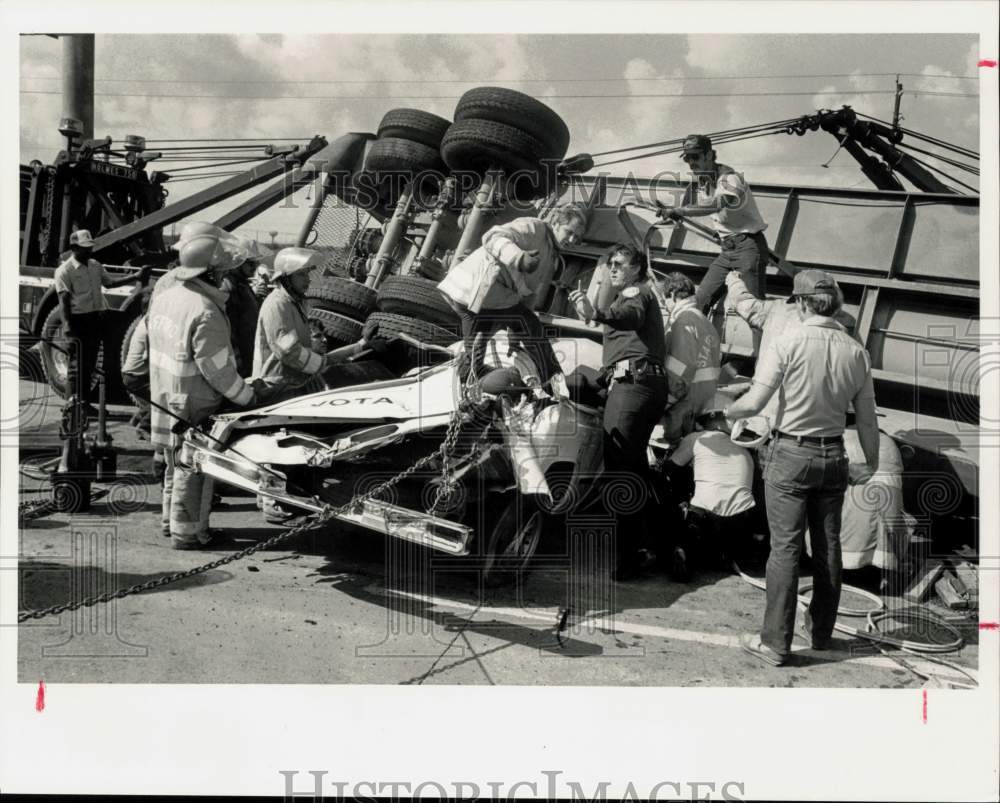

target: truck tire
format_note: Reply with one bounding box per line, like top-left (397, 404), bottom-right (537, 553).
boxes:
top-left (366, 312), bottom-right (460, 347)
top-left (454, 86), bottom-right (570, 162)
top-left (375, 276), bottom-right (459, 328)
top-left (377, 108), bottom-right (451, 149)
top-left (364, 137), bottom-right (446, 177)
top-left (39, 306), bottom-right (103, 399)
top-left (308, 309), bottom-right (364, 348)
top-left (306, 276), bottom-right (377, 320)
top-left (118, 315), bottom-right (147, 407)
top-left (440, 119), bottom-right (553, 200)
top-left (361, 137), bottom-right (447, 211)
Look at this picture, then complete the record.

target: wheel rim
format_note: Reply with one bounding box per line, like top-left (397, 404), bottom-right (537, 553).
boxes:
top-left (503, 511), bottom-right (542, 561)
top-left (51, 341), bottom-right (69, 383)
top-left (485, 505), bottom-right (543, 581)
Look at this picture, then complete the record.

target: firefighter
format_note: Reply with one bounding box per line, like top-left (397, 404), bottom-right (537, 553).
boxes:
top-left (220, 237), bottom-right (267, 378)
top-left (438, 204), bottom-right (588, 385)
top-left (660, 272), bottom-right (721, 442)
top-left (657, 134), bottom-right (769, 313)
top-left (569, 242), bottom-right (669, 581)
top-left (147, 228), bottom-right (258, 549)
top-left (53, 229), bottom-right (149, 408)
top-left (724, 269), bottom-right (879, 666)
top-left (252, 247), bottom-right (369, 405)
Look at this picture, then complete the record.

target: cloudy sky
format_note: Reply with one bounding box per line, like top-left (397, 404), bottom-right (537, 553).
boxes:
top-left (18, 32), bottom-right (980, 240)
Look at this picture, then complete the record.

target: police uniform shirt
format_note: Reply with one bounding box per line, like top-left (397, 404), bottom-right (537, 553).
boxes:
top-left (753, 315), bottom-right (875, 437)
top-left (592, 281), bottom-right (667, 368)
top-left (53, 255), bottom-right (113, 314)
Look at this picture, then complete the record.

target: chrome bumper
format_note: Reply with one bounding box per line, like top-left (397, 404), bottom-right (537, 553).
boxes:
top-left (187, 445), bottom-right (473, 556)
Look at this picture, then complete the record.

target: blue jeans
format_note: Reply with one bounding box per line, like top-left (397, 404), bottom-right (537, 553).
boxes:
top-left (760, 436), bottom-right (849, 657)
top-left (695, 231), bottom-right (768, 313)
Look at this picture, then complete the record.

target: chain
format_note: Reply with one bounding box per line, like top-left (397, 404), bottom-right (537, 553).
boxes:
top-left (38, 170), bottom-right (57, 257)
top-left (17, 413), bottom-right (466, 623)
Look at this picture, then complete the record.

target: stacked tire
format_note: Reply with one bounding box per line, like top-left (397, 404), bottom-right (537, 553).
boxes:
top-left (312, 108), bottom-right (455, 348)
top-left (441, 87), bottom-right (570, 203)
top-left (354, 108), bottom-right (451, 218)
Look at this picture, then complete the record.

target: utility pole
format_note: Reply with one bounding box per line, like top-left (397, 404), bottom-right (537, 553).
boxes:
top-left (61, 34), bottom-right (95, 139)
top-left (891, 75), bottom-right (903, 138)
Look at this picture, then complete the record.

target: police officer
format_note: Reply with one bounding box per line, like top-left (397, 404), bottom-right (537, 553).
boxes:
top-left (147, 226), bottom-right (258, 549)
top-left (569, 242), bottom-right (669, 580)
top-left (53, 229), bottom-right (149, 406)
top-left (723, 269), bottom-right (879, 666)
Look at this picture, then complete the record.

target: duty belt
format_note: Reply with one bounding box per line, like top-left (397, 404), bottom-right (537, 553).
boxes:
top-left (607, 357), bottom-right (665, 383)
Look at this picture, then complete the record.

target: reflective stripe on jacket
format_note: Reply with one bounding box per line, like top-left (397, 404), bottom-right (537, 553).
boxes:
top-left (148, 278), bottom-right (252, 448)
top-left (252, 285), bottom-right (323, 390)
top-left (662, 298), bottom-right (720, 440)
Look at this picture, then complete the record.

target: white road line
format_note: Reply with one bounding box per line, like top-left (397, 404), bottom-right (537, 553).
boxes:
top-left (366, 584), bottom-right (977, 682)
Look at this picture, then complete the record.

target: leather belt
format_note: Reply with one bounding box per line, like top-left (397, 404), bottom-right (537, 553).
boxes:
top-left (720, 231), bottom-right (764, 249)
top-left (774, 430), bottom-right (844, 447)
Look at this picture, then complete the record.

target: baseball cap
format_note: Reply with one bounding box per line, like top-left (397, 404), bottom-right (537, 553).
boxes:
top-left (69, 229), bottom-right (95, 248)
top-left (681, 134), bottom-right (712, 156)
top-left (786, 268), bottom-right (839, 303)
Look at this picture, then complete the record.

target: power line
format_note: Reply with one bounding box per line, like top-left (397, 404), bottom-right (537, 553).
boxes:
top-left (23, 89), bottom-right (979, 100)
top-left (19, 71), bottom-right (980, 84)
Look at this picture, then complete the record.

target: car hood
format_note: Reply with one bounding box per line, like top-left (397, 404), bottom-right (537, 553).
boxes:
top-left (227, 361), bottom-right (463, 423)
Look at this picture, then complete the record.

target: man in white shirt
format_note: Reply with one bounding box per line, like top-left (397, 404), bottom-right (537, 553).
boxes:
top-left (667, 410), bottom-right (756, 578)
top-left (53, 229), bottom-right (148, 403)
top-left (658, 134), bottom-right (769, 315)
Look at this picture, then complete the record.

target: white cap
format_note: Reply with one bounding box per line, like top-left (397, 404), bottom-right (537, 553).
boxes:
top-left (69, 229), bottom-right (95, 248)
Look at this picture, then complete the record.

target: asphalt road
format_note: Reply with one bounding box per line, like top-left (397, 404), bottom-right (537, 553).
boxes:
top-left (14, 378), bottom-right (980, 688)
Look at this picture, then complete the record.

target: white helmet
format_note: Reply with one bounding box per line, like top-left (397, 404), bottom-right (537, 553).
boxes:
top-left (174, 233), bottom-right (225, 280)
top-left (271, 247), bottom-right (321, 279)
top-left (172, 221), bottom-right (224, 249)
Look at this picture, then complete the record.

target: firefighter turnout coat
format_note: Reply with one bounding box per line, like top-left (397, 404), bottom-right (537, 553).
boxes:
top-left (662, 296), bottom-right (721, 440)
top-left (147, 278), bottom-right (253, 450)
top-left (252, 284), bottom-right (324, 393)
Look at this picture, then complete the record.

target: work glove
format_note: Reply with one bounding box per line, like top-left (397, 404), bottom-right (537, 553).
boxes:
top-left (513, 249), bottom-right (541, 274)
top-left (657, 207), bottom-right (682, 223)
top-left (366, 337), bottom-right (391, 355)
top-left (137, 264), bottom-right (154, 283)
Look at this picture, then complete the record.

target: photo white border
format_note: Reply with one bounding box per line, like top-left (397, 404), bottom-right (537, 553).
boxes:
top-left (1, 2), bottom-right (998, 799)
